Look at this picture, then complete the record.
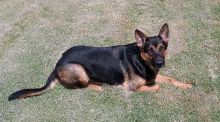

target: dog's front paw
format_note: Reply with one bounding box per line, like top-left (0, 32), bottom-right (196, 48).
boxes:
top-left (178, 83), bottom-right (193, 89)
top-left (152, 84), bottom-right (160, 91)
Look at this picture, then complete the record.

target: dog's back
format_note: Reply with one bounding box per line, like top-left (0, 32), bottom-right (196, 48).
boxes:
top-left (56, 45), bottom-right (126, 85)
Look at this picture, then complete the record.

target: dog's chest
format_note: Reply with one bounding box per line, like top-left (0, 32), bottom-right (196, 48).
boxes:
top-left (122, 71), bottom-right (150, 91)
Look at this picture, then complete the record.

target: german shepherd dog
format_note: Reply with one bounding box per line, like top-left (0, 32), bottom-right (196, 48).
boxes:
top-left (8, 23), bottom-right (192, 101)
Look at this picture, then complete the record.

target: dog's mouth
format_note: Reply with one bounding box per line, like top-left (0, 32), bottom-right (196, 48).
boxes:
top-left (144, 60), bottom-right (165, 70)
top-left (152, 54), bottom-right (165, 69)
top-left (155, 63), bottom-right (165, 69)
top-left (154, 61), bottom-right (165, 69)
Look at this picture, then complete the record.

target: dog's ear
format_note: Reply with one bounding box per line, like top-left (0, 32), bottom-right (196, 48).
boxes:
top-left (135, 29), bottom-right (147, 47)
top-left (158, 23), bottom-right (169, 44)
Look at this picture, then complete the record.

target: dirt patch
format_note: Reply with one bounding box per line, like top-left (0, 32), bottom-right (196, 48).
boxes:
top-left (206, 56), bottom-right (219, 80)
top-left (168, 18), bottom-right (188, 56)
top-left (70, 0), bottom-right (131, 43)
top-left (0, 23), bottom-right (12, 40)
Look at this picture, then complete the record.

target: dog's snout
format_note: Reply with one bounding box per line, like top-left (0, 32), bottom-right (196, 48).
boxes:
top-left (155, 61), bottom-right (164, 68)
top-left (155, 56), bottom-right (164, 68)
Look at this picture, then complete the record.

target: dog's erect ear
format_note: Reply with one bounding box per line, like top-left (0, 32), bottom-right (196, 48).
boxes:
top-left (158, 23), bottom-right (169, 44)
top-left (135, 29), bottom-right (147, 47)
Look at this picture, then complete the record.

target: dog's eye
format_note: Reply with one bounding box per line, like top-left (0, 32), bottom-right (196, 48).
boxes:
top-left (159, 46), bottom-right (165, 52)
top-left (147, 47), bottom-right (154, 53)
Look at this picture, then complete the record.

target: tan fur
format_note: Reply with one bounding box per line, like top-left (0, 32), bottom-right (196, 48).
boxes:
top-left (19, 79), bottom-right (57, 99)
top-left (122, 66), bottom-right (157, 91)
top-left (156, 74), bottom-right (192, 89)
top-left (140, 49), bottom-right (156, 72)
top-left (50, 80), bottom-right (57, 89)
top-left (137, 84), bottom-right (160, 92)
top-left (140, 52), bottom-right (152, 62)
top-left (57, 64), bottom-right (89, 88)
top-left (88, 83), bottom-right (103, 91)
top-left (57, 64), bottom-right (105, 91)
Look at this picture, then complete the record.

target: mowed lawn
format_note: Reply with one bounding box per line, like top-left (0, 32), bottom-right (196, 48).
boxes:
top-left (0, 0), bottom-right (219, 121)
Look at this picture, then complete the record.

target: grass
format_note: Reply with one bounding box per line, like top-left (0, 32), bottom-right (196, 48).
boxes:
top-left (0, 0), bottom-right (219, 121)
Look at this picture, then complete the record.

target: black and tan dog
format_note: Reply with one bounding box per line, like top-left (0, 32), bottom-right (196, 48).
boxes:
top-left (8, 23), bottom-right (192, 101)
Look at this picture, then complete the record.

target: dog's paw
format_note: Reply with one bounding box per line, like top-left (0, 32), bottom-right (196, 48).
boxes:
top-left (152, 84), bottom-right (160, 91)
top-left (136, 84), bottom-right (160, 92)
top-left (88, 84), bottom-right (103, 91)
top-left (178, 83), bottom-right (193, 89)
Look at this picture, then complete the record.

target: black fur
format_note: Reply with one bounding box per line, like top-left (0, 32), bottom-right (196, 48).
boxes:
top-left (9, 23), bottom-right (169, 100)
top-left (55, 36), bottom-right (166, 85)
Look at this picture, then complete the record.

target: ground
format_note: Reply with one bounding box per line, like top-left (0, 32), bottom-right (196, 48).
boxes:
top-left (0, 0), bottom-right (220, 121)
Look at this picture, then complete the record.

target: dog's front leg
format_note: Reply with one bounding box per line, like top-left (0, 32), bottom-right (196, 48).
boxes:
top-left (156, 74), bottom-right (192, 89)
top-left (136, 84), bottom-right (160, 92)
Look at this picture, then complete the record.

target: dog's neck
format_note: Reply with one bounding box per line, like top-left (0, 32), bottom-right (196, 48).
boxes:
top-left (121, 43), bottom-right (158, 83)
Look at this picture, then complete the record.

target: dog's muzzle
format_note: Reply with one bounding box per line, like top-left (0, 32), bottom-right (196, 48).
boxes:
top-left (155, 56), bottom-right (165, 68)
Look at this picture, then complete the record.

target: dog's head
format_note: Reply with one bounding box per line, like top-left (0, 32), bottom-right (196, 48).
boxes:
top-left (135, 23), bottom-right (169, 69)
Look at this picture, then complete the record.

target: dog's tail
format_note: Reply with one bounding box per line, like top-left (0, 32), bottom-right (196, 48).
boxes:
top-left (8, 70), bottom-right (57, 101)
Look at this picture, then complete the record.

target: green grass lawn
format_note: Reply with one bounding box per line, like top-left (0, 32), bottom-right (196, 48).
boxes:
top-left (0, 0), bottom-right (219, 121)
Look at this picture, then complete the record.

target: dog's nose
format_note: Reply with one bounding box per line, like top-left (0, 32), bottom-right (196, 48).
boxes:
top-left (155, 55), bottom-right (164, 68)
top-left (155, 61), bottom-right (164, 68)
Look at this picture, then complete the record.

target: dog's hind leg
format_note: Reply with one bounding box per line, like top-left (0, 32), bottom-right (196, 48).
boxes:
top-left (155, 74), bottom-right (192, 89)
top-left (57, 64), bottom-right (103, 91)
top-left (88, 83), bottom-right (103, 91)
top-left (57, 64), bottom-right (90, 89)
